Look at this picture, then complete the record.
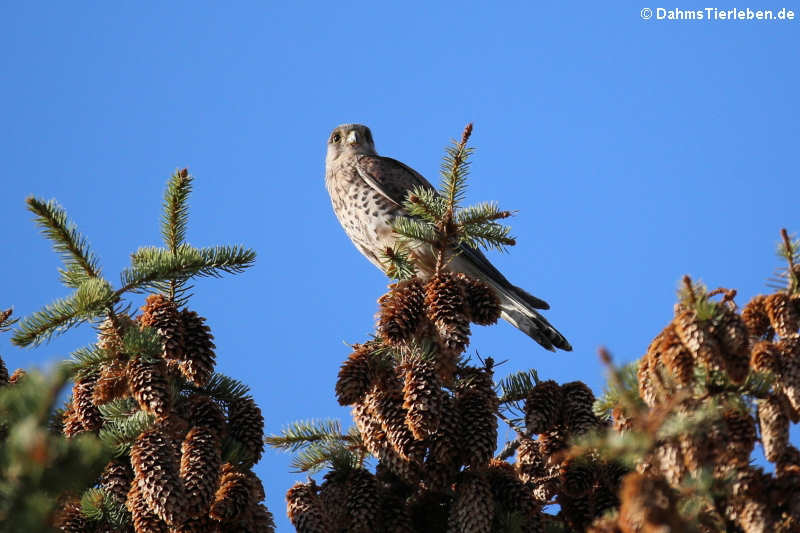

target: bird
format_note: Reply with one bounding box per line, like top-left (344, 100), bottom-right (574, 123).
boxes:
top-left (324, 123), bottom-right (571, 352)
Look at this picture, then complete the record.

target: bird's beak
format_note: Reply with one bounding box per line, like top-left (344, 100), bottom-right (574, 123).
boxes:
top-left (346, 130), bottom-right (359, 146)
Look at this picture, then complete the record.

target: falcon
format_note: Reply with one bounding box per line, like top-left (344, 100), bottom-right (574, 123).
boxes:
top-left (325, 123), bottom-right (571, 351)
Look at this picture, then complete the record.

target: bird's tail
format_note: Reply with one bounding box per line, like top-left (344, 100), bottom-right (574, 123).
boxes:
top-left (498, 291), bottom-right (572, 351)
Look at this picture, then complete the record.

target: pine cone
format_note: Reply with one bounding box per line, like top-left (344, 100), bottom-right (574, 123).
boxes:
top-left (712, 306), bottom-right (751, 384)
top-left (455, 367), bottom-right (498, 468)
top-left (335, 342), bottom-right (377, 406)
top-left (286, 481), bottom-right (333, 533)
top-left (54, 500), bottom-right (89, 532)
top-left (721, 409), bottom-right (757, 464)
top-left (456, 273), bottom-right (501, 325)
top-left (655, 439), bottom-right (687, 487)
top-left (209, 463), bottom-right (252, 523)
top-left (171, 515), bottom-right (222, 533)
top-left (366, 384), bottom-right (423, 463)
top-left (447, 472), bottom-right (494, 533)
top-left (486, 459), bottom-right (540, 520)
top-left (618, 472), bottom-right (682, 533)
top-left (186, 395), bottom-right (226, 436)
top-left (127, 481), bottom-right (169, 533)
top-left (181, 426), bottom-right (222, 518)
top-left (659, 323), bottom-right (695, 387)
top-left (379, 489), bottom-right (415, 533)
top-left (227, 396), bottom-right (265, 467)
top-left (425, 272), bottom-right (471, 355)
top-left (524, 380), bottom-right (563, 435)
top-left (139, 294), bottom-right (185, 361)
top-left (777, 335), bottom-right (800, 417)
top-left (72, 372), bottom-right (103, 431)
top-left (674, 309), bottom-right (725, 372)
top-left (378, 278), bottom-right (426, 344)
top-left (401, 355), bottom-right (443, 439)
top-left (352, 402), bottom-right (419, 486)
top-left (516, 437), bottom-right (546, 484)
top-left (559, 457), bottom-right (597, 498)
top-left (319, 471), bottom-right (350, 531)
top-left (751, 340), bottom-right (782, 374)
top-left (742, 295), bottom-right (772, 338)
top-left (561, 381), bottom-right (598, 436)
top-left (765, 292), bottom-right (800, 338)
top-left (127, 356), bottom-right (171, 418)
top-left (62, 402), bottom-right (84, 438)
top-left (637, 350), bottom-right (658, 407)
top-left (559, 494), bottom-right (595, 532)
top-left (428, 393), bottom-right (460, 465)
top-left (345, 468), bottom-right (380, 533)
top-left (93, 359), bottom-right (130, 405)
top-left (178, 309), bottom-right (216, 387)
top-left (97, 314), bottom-right (135, 355)
top-left (759, 395), bottom-right (790, 462)
top-left (100, 459), bottom-right (134, 503)
top-left (130, 427), bottom-right (187, 526)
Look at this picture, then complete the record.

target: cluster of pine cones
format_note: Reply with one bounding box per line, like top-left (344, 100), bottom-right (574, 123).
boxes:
top-left (595, 287), bottom-right (800, 533)
top-left (288, 273), bottom-right (614, 532)
top-left (55, 294), bottom-right (273, 533)
top-left (520, 379), bottom-right (626, 532)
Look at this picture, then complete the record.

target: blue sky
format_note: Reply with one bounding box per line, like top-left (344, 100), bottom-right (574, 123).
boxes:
top-left (2, 2), bottom-right (798, 530)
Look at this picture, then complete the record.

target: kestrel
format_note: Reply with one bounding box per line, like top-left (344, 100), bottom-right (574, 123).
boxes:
top-left (325, 124), bottom-right (571, 351)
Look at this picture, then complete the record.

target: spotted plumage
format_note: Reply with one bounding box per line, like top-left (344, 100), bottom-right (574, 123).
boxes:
top-left (325, 123), bottom-right (571, 351)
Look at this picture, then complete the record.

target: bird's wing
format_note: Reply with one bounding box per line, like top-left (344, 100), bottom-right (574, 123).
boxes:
top-left (355, 155), bottom-right (437, 208)
top-left (354, 155), bottom-right (550, 309)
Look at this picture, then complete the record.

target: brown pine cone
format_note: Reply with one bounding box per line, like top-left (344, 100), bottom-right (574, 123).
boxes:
top-left (319, 470), bottom-right (350, 531)
top-left (673, 309), bottom-right (724, 372)
top-left (742, 295), bottom-right (772, 338)
top-left (8, 369), bottom-right (25, 384)
top-left (455, 366), bottom-right (498, 469)
top-left (170, 515), bottom-right (222, 533)
top-left (127, 356), bottom-right (170, 418)
top-left (400, 354), bottom-right (443, 439)
top-left (93, 359), bottom-right (130, 405)
top-left (181, 426), bottom-right (222, 518)
top-left (100, 459), bottom-right (134, 503)
top-left (516, 437), bottom-right (546, 484)
top-left (186, 395), bottom-right (226, 436)
top-left (351, 402), bottom-right (419, 486)
top-left (447, 472), bottom-right (495, 533)
top-left (777, 335), bottom-right (800, 418)
top-left (54, 500), bottom-right (89, 532)
top-left (72, 372), bottom-right (103, 431)
top-left (765, 292), bottom-right (800, 338)
top-left (659, 323), bottom-right (695, 387)
top-left (561, 381), bottom-right (599, 436)
top-left (96, 314), bottom-right (135, 356)
top-left (712, 306), bottom-right (751, 384)
top-left (62, 402), bottom-right (84, 438)
top-left (178, 309), bottom-right (216, 387)
top-left (126, 482), bottom-right (169, 533)
top-left (227, 397), bottom-right (265, 467)
top-left (345, 468), bottom-right (380, 533)
top-left (286, 480), bottom-right (333, 533)
top-left (559, 457), bottom-right (597, 498)
top-left (759, 395), bottom-right (790, 462)
top-left (379, 489), bottom-right (415, 533)
top-left (637, 349), bottom-right (659, 407)
top-left (428, 393), bottom-right (460, 466)
top-left (425, 272), bottom-right (471, 355)
top-left (139, 294), bottom-right (185, 362)
top-left (366, 384), bottom-right (423, 463)
top-left (456, 273), bottom-right (501, 325)
top-left (209, 463), bottom-right (253, 523)
top-left (335, 342), bottom-right (377, 406)
top-left (751, 340), bottom-right (782, 374)
top-left (130, 427), bottom-right (187, 526)
top-left (486, 459), bottom-right (540, 520)
top-left (721, 409), bottom-right (757, 464)
top-left (378, 278), bottom-right (426, 344)
top-left (524, 380), bottom-right (563, 435)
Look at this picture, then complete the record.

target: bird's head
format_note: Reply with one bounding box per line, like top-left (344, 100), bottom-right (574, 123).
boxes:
top-left (326, 124), bottom-right (377, 163)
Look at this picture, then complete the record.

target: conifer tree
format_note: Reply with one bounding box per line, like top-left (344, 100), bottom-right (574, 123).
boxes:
top-left (268, 126), bottom-right (800, 533)
top-left (8, 169), bottom-right (274, 532)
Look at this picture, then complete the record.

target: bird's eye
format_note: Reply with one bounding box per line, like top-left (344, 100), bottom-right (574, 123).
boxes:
top-left (332, 133), bottom-right (341, 143)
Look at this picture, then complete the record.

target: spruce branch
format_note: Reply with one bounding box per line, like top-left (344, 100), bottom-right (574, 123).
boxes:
top-left (26, 197), bottom-right (102, 286)
top-left (193, 373), bottom-right (251, 404)
top-left (119, 244), bottom-right (256, 295)
top-left (392, 217), bottom-right (439, 247)
top-left (403, 187), bottom-right (447, 223)
top-left (265, 419), bottom-right (352, 452)
top-left (11, 294), bottom-right (85, 347)
top-left (290, 440), bottom-right (359, 473)
top-left (161, 168), bottom-right (193, 302)
top-left (379, 244), bottom-right (417, 280)
top-left (0, 308), bottom-right (17, 333)
top-left (97, 408), bottom-right (155, 456)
